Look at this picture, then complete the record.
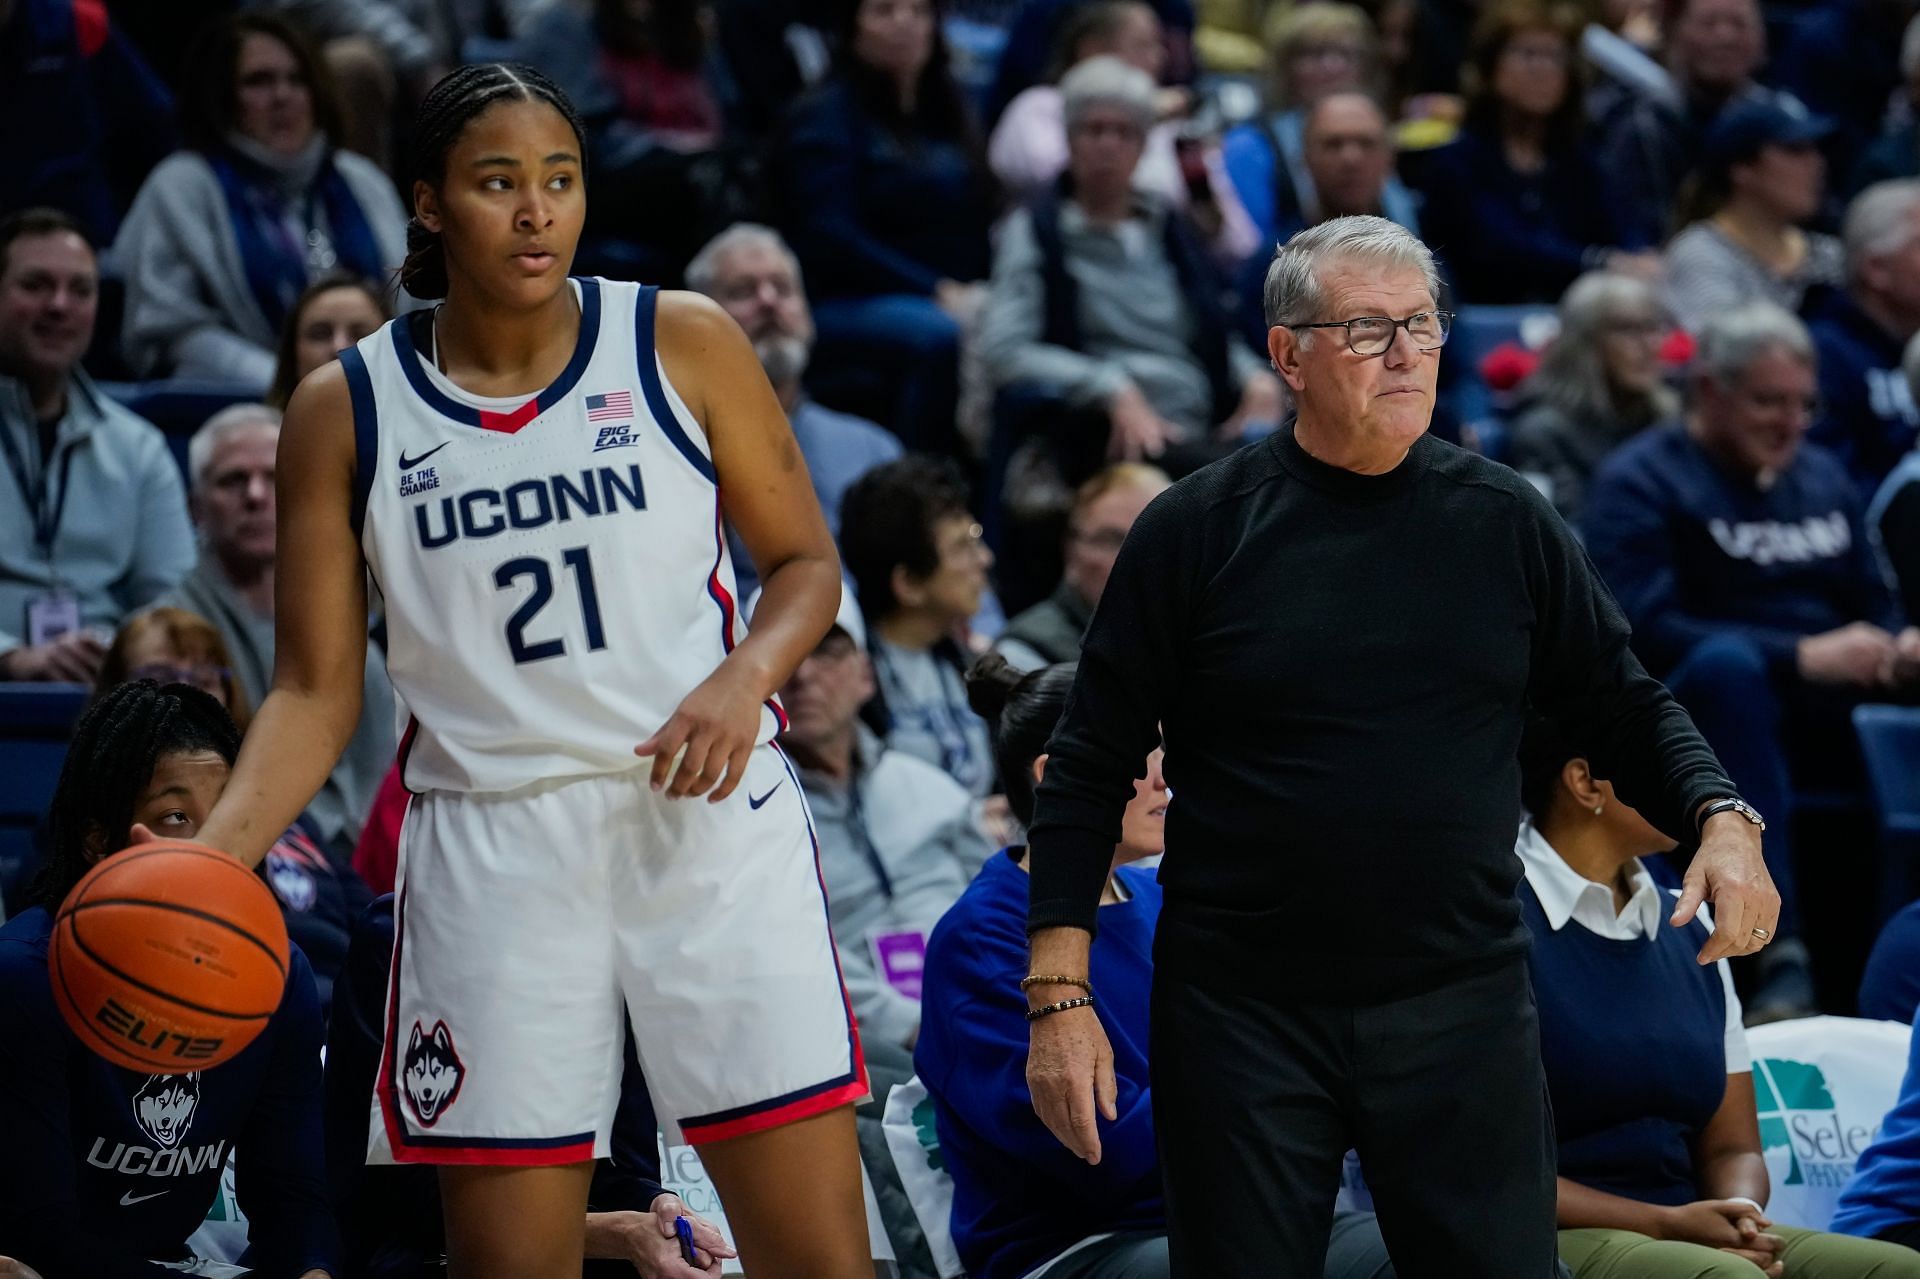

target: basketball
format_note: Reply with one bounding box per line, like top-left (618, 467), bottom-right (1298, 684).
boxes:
top-left (49, 840), bottom-right (290, 1074)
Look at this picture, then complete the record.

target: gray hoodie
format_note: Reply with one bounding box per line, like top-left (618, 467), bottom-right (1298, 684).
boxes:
top-left (0, 370), bottom-right (194, 653)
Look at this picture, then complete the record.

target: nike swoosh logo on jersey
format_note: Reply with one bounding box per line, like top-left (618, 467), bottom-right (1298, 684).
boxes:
top-left (119, 1189), bottom-right (168, 1206)
top-left (748, 782), bottom-right (784, 810)
top-left (398, 441), bottom-right (451, 471)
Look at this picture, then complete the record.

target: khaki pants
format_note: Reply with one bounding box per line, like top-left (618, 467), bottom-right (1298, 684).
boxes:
top-left (1560, 1224), bottom-right (1920, 1278)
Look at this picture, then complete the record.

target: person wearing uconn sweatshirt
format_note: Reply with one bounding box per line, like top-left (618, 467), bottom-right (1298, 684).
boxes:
top-left (0, 680), bottom-right (338, 1279)
top-left (917, 655), bottom-right (1395, 1279)
top-left (1022, 217), bottom-right (1774, 1278)
top-left (1582, 302), bottom-right (1920, 1021)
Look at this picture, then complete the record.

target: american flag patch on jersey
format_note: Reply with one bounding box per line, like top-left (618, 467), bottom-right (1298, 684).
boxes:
top-left (586, 390), bottom-right (634, 421)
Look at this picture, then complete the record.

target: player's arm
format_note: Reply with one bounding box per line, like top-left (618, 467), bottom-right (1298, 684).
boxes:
top-left (197, 364), bottom-right (371, 868)
top-left (647, 291), bottom-right (841, 801)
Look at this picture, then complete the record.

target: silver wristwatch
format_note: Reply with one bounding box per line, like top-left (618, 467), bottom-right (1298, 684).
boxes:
top-left (1696, 797), bottom-right (1765, 834)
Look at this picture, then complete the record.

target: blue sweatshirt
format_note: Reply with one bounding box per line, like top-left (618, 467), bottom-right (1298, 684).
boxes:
top-left (1806, 292), bottom-right (1920, 499)
top-left (915, 849), bottom-right (1162, 1279)
top-left (1581, 424), bottom-right (1899, 676)
top-left (1831, 1016), bottom-right (1920, 1239)
top-left (0, 907), bottom-right (338, 1278)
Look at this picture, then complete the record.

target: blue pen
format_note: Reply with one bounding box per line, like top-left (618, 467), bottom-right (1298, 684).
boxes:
top-left (675, 1214), bottom-right (698, 1266)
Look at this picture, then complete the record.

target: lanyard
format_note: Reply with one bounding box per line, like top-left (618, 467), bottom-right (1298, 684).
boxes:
top-left (846, 778), bottom-right (896, 901)
top-left (0, 421), bottom-right (75, 557)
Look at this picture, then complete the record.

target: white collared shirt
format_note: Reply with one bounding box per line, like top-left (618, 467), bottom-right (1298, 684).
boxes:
top-left (1517, 820), bottom-right (1749, 1074)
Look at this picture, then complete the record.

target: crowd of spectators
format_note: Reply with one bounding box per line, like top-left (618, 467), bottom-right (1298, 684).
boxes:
top-left (19, 0), bottom-right (1920, 1271)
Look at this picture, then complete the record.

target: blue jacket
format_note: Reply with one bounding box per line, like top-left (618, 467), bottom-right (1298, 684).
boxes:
top-left (0, 907), bottom-right (337, 1278)
top-left (778, 78), bottom-right (995, 298)
top-left (1410, 126), bottom-right (1639, 303)
top-left (1582, 424), bottom-right (1900, 676)
top-left (0, 0), bottom-right (176, 244)
top-left (1831, 1017), bottom-right (1920, 1239)
top-left (1807, 292), bottom-right (1920, 499)
top-left (915, 849), bottom-right (1162, 1279)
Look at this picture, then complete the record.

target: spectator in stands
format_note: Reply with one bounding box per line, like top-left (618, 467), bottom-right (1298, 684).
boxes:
top-left (1662, 95), bottom-right (1843, 335)
top-left (160, 404), bottom-right (395, 857)
top-left (712, 0), bottom-right (837, 137)
top-left (96, 606), bottom-right (373, 1013)
top-left (1413, 0), bottom-right (1654, 304)
top-left (917, 654), bottom-right (1397, 1279)
top-left (1591, 0), bottom-right (1772, 247)
top-left (0, 680), bottom-right (339, 1279)
top-left (686, 223), bottom-right (903, 596)
top-left (1859, 900), bottom-right (1920, 1021)
top-left (1510, 271), bottom-right (1678, 523)
top-left (115, 12), bottom-right (407, 390)
top-left (995, 463), bottom-right (1170, 670)
top-left (1219, 4), bottom-right (1392, 247)
top-left (1, 0), bottom-right (177, 245)
top-left (1808, 180), bottom-right (1920, 495)
top-left (325, 896), bottom-right (734, 1278)
top-left (1583, 303), bottom-right (1914, 1020)
top-left (1277, 92), bottom-right (1419, 243)
top-left (267, 270), bottom-right (389, 408)
top-left (0, 208), bottom-right (194, 685)
top-left (978, 58), bottom-right (1283, 476)
top-left (989, 1), bottom-right (1256, 261)
top-left (1769, 0), bottom-right (1918, 189)
top-left (1870, 331), bottom-right (1920, 611)
top-left (774, 587), bottom-right (991, 1065)
top-left (840, 456), bottom-right (998, 797)
top-left (1832, 1016), bottom-right (1920, 1252)
top-left (1847, 14), bottom-right (1920, 197)
top-left (1517, 719), bottom-right (1920, 1279)
top-left (777, 0), bottom-right (997, 450)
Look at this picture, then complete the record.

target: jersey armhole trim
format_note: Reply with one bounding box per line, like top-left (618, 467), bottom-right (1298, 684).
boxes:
top-left (634, 285), bottom-right (719, 485)
top-left (341, 343), bottom-right (379, 537)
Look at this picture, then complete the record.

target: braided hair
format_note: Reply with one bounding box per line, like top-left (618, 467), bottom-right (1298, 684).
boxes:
top-left (30, 681), bottom-right (242, 912)
top-left (401, 63), bottom-right (588, 300)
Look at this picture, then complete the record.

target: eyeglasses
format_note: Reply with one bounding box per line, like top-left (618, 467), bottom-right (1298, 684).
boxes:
top-left (939, 521), bottom-right (987, 562)
top-left (1285, 311), bottom-right (1452, 356)
top-left (1071, 526), bottom-right (1130, 552)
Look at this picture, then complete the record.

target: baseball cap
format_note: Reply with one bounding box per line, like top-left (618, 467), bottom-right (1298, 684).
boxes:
top-left (745, 579), bottom-right (867, 652)
top-left (1701, 94), bottom-right (1833, 169)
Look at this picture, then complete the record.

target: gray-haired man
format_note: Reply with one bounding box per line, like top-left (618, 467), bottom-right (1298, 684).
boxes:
top-left (1022, 217), bottom-right (1778, 1276)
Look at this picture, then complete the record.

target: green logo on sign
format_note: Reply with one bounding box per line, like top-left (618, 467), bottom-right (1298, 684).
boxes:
top-left (1753, 1057), bottom-right (1834, 1186)
top-left (912, 1095), bottom-right (947, 1173)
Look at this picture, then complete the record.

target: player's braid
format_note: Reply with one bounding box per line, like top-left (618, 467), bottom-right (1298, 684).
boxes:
top-left (32, 682), bottom-right (241, 911)
top-left (400, 63), bottom-right (589, 300)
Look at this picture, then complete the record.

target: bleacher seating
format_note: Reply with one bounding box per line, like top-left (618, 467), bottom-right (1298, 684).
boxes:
top-left (99, 377), bottom-right (260, 481)
top-left (0, 681), bottom-right (86, 914)
top-left (1855, 704), bottom-right (1920, 926)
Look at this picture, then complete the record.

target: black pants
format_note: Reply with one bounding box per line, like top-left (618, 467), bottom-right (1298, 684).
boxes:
top-left (1151, 961), bottom-right (1558, 1279)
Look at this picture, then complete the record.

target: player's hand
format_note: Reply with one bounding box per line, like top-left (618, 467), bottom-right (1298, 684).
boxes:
top-left (635, 666), bottom-right (765, 801)
top-left (1027, 989), bottom-right (1117, 1163)
top-left (1674, 810), bottom-right (1780, 963)
top-left (0, 1258), bottom-right (47, 1279)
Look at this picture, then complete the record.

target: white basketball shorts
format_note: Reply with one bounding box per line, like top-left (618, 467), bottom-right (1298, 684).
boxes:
top-left (369, 742), bottom-right (868, 1165)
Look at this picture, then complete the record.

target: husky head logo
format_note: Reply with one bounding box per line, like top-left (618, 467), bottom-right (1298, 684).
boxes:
top-left (402, 1020), bottom-right (464, 1126)
top-left (133, 1073), bottom-right (200, 1149)
top-left (265, 849), bottom-right (317, 912)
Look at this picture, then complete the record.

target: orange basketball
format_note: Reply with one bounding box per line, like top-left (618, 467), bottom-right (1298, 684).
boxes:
top-left (50, 840), bottom-right (290, 1074)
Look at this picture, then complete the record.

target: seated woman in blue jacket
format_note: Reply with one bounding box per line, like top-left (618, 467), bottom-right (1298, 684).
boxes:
top-left (915, 654), bottom-right (1395, 1279)
top-left (0, 680), bottom-right (339, 1279)
top-left (1517, 716), bottom-right (1920, 1279)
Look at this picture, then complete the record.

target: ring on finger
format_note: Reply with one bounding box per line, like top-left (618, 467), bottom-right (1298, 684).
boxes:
top-left (1751, 926), bottom-right (1772, 942)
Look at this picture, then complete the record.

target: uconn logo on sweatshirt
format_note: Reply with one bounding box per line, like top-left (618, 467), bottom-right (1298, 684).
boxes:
top-left (1708, 512), bottom-right (1852, 566)
top-left (85, 1072), bottom-right (231, 1178)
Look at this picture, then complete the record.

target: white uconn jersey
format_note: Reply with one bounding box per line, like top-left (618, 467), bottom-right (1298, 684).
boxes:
top-left (343, 278), bottom-right (784, 793)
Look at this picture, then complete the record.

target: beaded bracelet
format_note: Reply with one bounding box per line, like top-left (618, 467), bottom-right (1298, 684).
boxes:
top-left (1020, 974), bottom-right (1093, 994)
top-left (1026, 995), bottom-right (1096, 1021)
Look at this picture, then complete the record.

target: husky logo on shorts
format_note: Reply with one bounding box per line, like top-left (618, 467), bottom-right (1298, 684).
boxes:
top-left (402, 1019), bottom-right (465, 1126)
top-left (133, 1072), bottom-right (200, 1149)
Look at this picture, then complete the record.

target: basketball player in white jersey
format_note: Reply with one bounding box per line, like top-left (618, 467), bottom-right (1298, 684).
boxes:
top-left (193, 65), bottom-right (871, 1279)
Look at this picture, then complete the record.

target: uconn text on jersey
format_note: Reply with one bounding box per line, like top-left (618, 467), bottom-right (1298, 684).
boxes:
top-left (411, 464), bottom-right (647, 549)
